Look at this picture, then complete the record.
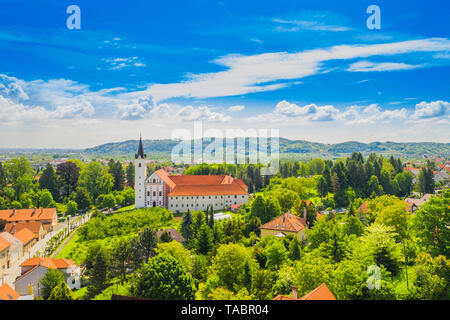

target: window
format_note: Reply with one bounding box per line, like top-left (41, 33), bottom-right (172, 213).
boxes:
top-left (153, 191), bottom-right (156, 196)
top-left (159, 192), bottom-right (162, 196)
top-left (153, 179), bottom-right (156, 183)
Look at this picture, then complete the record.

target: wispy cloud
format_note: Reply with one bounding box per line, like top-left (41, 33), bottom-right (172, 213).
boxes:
top-left (348, 60), bottom-right (423, 72)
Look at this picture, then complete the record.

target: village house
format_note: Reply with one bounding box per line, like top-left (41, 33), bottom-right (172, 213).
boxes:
top-left (0, 237), bottom-right (10, 276)
top-left (0, 232), bottom-right (23, 265)
top-left (273, 283), bottom-right (337, 300)
top-left (5, 222), bottom-right (46, 240)
top-left (134, 136), bottom-right (249, 212)
top-left (13, 228), bottom-right (36, 254)
top-left (260, 212), bottom-right (308, 241)
top-left (404, 194), bottom-right (433, 213)
top-left (0, 208), bottom-right (58, 231)
top-left (14, 257), bottom-right (82, 298)
top-left (0, 284), bottom-right (20, 300)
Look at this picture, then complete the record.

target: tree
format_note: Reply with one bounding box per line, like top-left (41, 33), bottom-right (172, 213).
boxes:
top-left (395, 172), bottom-right (414, 197)
top-left (264, 240), bottom-right (288, 270)
top-left (56, 161), bottom-right (80, 198)
top-left (79, 162), bottom-right (103, 200)
top-left (417, 165), bottom-right (435, 195)
top-left (111, 239), bottom-right (132, 283)
top-left (317, 176), bottom-right (328, 197)
top-left (40, 268), bottom-right (65, 300)
top-left (74, 187), bottom-right (91, 212)
top-left (252, 269), bottom-right (273, 300)
top-left (0, 162), bottom-right (7, 191)
top-left (100, 193), bottom-right (116, 209)
top-left (132, 253), bottom-right (195, 300)
top-left (39, 163), bottom-right (59, 201)
top-left (156, 241), bottom-right (192, 272)
top-left (342, 215), bottom-right (364, 236)
top-left (87, 248), bottom-right (110, 298)
top-left (159, 230), bottom-right (173, 243)
top-left (180, 209), bottom-right (193, 243)
top-left (367, 175), bottom-right (383, 198)
top-left (195, 224), bottom-right (214, 255)
top-left (108, 159), bottom-right (125, 191)
top-left (412, 190), bottom-right (449, 257)
top-left (66, 200), bottom-right (78, 216)
top-left (130, 228), bottom-right (158, 268)
top-left (288, 237), bottom-right (301, 261)
top-left (38, 189), bottom-right (55, 208)
top-left (48, 281), bottom-right (73, 300)
top-left (126, 162), bottom-right (135, 188)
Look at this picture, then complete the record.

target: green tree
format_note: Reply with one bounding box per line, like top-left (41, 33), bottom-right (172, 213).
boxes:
top-left (74, 187), bottom-right (91, 212)
top-left (56, 161), bottom-right (80, 198)
top-left (264, 240), bottom-right (288, 270)
top-left (195, 224), bottom-right (214, 255)
top-left (48, 281), bottom-right (73, 300)
top-left (180, 209), bottom-right (193, 243)
top-left (87, 248), bottom-right (110, 298)
top-left (126, 162), bottom-right (135, 188)
top-left (79, 162), bottom-right (103, 200)
top-left (38, 189), bottom-right (54, 208)
top-left (111, 239), bottom-right (132, 283)
top-left (132, 253), bottom-right (195, 300)
top-left (39, 163), bottom-right (59, 201)
top-left (412, 191), bottom-right (449, 257)
top-left (40, 268), bottom-right (65, 300)
top-left (66, 200), bottom-right (78, 216)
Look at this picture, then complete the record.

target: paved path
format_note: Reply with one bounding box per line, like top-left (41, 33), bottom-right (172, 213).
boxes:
top-left (0, 213), bottom-right (91, 287)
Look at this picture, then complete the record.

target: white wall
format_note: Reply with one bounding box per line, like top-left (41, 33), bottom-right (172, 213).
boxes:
top-left (134, 158), bottom-right (147, 208)
top-left (168, 194), bottom-right (248, 213)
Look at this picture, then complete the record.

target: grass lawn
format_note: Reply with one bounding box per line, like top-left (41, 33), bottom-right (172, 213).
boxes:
top-left (117, 204), bottom-right (135, 212)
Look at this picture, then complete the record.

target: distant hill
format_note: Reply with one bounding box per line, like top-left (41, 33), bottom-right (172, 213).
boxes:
top-left (83, 138), bottom-right (450, 160)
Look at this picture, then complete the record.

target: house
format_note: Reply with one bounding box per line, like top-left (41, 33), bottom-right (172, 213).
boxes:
top-left (259, 212), bottom-right (308, 241)
top-left (4, 222), bottom-right (45, 240)
top-left (156, 228), bottom-right (186, 244)
top-left (14, 228), bottom-right (36, 254)
top-left (0, 208), bottom-right (58, 231)
top-left (0, 232), bottom-right (23, 265)
top-left (404, 194), bottom-right (433, 213)
top-left (230, 203), bottom-right (244, 213)
top-left (14, 257), bottom-right (82, 298)
top-left (0, 284), bottom-right (20, 300)
top-left (134, 136), bottom-right (249, 212)
top-left (0, 236), bottom-right (10, 276)
top-left (273, 283), bottom-right (336, 300)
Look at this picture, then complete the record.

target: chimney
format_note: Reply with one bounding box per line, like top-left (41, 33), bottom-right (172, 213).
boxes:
top-left (282, 212), bottom-right (285, 222)
top-left (292, 286), bottom-right (298, 299)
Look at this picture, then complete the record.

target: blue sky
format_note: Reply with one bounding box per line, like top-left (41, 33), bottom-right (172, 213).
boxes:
top-left (0, 0), bottom-right (449, 148)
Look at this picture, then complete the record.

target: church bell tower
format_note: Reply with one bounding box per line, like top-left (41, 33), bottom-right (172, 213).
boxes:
top-left (134, 134), bottom-right (147, 208)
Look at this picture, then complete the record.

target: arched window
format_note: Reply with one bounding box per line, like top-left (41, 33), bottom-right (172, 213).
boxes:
top-left (138, 163), bottom-right (142, 167)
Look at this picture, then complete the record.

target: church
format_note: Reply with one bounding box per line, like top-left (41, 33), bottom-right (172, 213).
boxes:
top-left (134, 137), bottom-right (249, 213)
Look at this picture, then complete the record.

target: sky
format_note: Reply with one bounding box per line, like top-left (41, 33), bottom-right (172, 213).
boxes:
top-left (0, 0), bottom-right (449, 148)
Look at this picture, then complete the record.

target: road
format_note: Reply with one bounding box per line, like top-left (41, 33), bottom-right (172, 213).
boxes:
top-left (0, 212), bottom-right (91, 287)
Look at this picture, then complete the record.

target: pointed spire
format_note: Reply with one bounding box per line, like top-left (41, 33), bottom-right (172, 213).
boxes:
top-left (135, 133), bottom-right (146, 159)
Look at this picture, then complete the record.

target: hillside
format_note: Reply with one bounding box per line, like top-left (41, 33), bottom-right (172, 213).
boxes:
top-left (83, 138), bottom-right (450, 160)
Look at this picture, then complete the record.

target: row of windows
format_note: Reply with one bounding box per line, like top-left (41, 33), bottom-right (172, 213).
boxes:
top-left (170, 202), bottom-right (239, 208)
top-left (173, 195), bottom-right (246, 200)
top-left (147, 191), bottom-right (163, 196)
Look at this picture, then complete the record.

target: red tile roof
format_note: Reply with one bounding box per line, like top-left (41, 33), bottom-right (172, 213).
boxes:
top-left (273, 283), bottom-right (336, 300)
top-left (299, 283), bottom-right (336, 300)
top-left (14, 228), bottom-right (35, 245)
top-left (0, 236), bottom-right (10, 252)
top-left (5, 222), bottom-right (43, 235)
top-left (168, 184), bottom-right (248, 196)
top-left (20, 257), bottom-right (76, 269)
top-left (260, 213), bottom-right (307, 233)
top-left (0, 284), bottom-right (19, 300)
top-left (0, 208), bottom-right (57, 223)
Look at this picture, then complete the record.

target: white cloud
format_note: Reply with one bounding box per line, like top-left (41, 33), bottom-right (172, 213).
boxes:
top-left (177, 105), bottom-right (231, 122)
top-left (348, 60), bottom-right (422, 72)
top-left (101, 56), bottom-right (146, 70)
top-left (143, 38), bottom-right (450, 102)
top-left (272, 18), bottom-right (351, 32)
top-left (228, 105), bottom-right (245, 112)
top-left (413, 100), bottom-right (450, 119)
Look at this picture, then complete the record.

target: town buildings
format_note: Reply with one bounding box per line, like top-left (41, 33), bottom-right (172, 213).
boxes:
top-left (14, 257), bottom-right (81, 298)
top-left (134, 137), bottom-right (249, 213)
